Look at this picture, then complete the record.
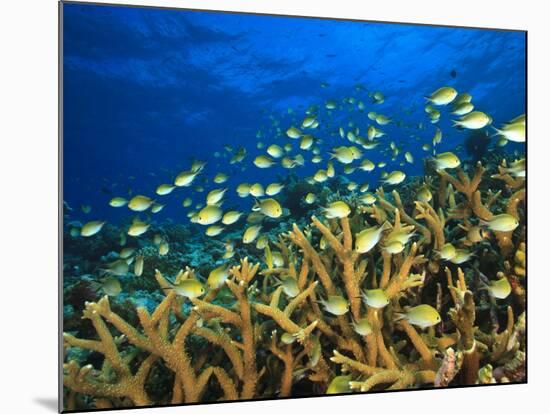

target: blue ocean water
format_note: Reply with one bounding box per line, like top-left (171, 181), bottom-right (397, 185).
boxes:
top-left (62, 3), bottom-right (525, 225)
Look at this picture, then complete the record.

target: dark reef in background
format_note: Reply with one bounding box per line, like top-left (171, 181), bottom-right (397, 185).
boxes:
top-left (465, 130), bottom-right (491, 162)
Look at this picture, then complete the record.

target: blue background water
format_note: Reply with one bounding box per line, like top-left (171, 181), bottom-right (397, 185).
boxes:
top-left (62, 3), bottom-right (526, 225)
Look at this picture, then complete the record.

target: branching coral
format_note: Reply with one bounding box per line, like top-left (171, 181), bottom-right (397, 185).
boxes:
top-left (63, 158), bottom-right (526, 410)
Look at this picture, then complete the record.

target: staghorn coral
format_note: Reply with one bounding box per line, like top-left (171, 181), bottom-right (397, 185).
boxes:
top-left (63, 158), bottom-right (526, 410)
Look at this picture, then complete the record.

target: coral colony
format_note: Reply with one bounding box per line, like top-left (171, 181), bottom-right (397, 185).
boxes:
top-left (63, 154), bottom-right (525, 409)
top-left (61, 5), bottom-right (525, 410)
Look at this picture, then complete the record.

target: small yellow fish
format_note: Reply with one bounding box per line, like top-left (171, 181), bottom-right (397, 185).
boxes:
top-left (254, 198), bottom-right (282, 218)
top-left (497, 137), bottom-right (509, 147)
top-left (485, 277), bottom-right (512, 299)
top-left (80, 220), bottom-right (105, 237)
top-left (311, 155), bottom-right (323, 164)
top-left (397, 304), bottom-right (441, 329)
top-left (453, 111), bottom-right (491, 129)
top-left (359, 159), bottom-right (375, 172)
top-left (358, 193), bottom-right (377, 205)
top-left (429, 109), bottom-right (441, 123)
top-left (266, 183), bottom-right (284, 196)
top-left (305, 193), bottom-right (317, 204)
top-left (452, 102), bottom-right (475, 115)
top-left (382, 240), bottom-right (404, 254)
top-left (222, 210), bottom-right (243, 225)
top-left (426, 86), bottom-right (457, 105)
top-left (197, 205), bottom-right (223, 225)
top-left (128, 219), bottom-right (149, 237)
top-left (255, 234), bottom-right (269, 249)
top-left (170, 278), bottom-right (205, 298)
top-left (330, 146), bottom-right (354, 164)
top-left (134, 255), bottom-right (144, 276)
top-left (158, 241), bottom-right (169, 255)
top-left (119, 247), bottom-right (135, 259)
top-left (109, 197), bottom-right (128, 207)
top-left (182, 197), bottom-right (192, 207)
top-left (313, 169), bottom-right (328, 183)
top-left (375, 114), bottom-right (391, 125)
top-left (381, 170), bottom-right (406, 185)
top-left (302, 116), bottom-right (316, 128)
top-left (325, 100), bottom-right (337, 109)
top-left (206, 188), bottom-right (227, 205)
top-left (373, 91), bottom-right (384, 103)
top-left (361, 288), bottom-right (390, 309)
top-left (150, 203), bottom-right (164, 213)
top-left (207, 265), bottom-right (230, 289)
top-left (267, 144), bottom-right (284, 158)
top-left (281, 156), bottom-right (296, 169)
top-left (205, 225), bottom-right (224, 237)
top-left (99, 277), bottom-right (122, 296)
top-left (156, 184), bottom-right (175, 196)
top-left (347, 182), bottom-right (358, 191)
top-left (503, 158), bottom-right (525, 177)
top-left (343, 165), bottom-right (356, 175)
top-left (236, 183), bottom-right (251, 198)
top-left (481, 214), bottom-right (519, 232)
top-left (354, 223), bottom-right (389, 253)
top-left (190, 160), bottom-right (206, 173)
top-left (106, 259), bottom-right (129, 276)
top-left (386, 228), bottom-right (415, 245)
top-left (249, 183), bottom-right (265, 197)
top-left (326, 375), bottom-right (352, 394)
top-left (276, 276), bottom-right (300, 297)
top-left (300, 134), bottom-right (314, 150)
top-left (326, 161), bottom-right (335, 178)
top-left (319, 295), bottom-right (349, 315)
top-left (454, 92), bottom-right (472, 105)
top-left (128, 195), bottom-right (154, 212)
top-left (243, 225), bottom-right (262, 244)
top-left (213, 173), bottom-right (229, 184)
top-left (434, 152), bottom-right (461, 170)
top-left (404, 151), bottom-right (414, 164)
top-left (352, 318), bottom-right (373, 336)
top-left (416, 185), bottom-right (432, 203)
top-left (271, 251), bottom-right (284, 267)
top-left (450, 249), bottom-right (473, 264)
top-left (247, 211), bottom-right (264, 224)
top-left (254, 155), bottom-right (275, 168)
top-left (286, 126), bottom-right (302, 139)
top-left (492, 122), bottom-right (525, 143)
top-left (323, 201), bottom-right (351, 219)
top-left (436, 243), bottom-right (456, 261)
top-left (174, 170), bottom-right (199, 187)
top-left (433, 128), bottom-right (442, 144)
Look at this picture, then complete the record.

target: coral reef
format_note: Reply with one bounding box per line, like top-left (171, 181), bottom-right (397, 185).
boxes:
top-left (63, 157), bottom-right (525, 410)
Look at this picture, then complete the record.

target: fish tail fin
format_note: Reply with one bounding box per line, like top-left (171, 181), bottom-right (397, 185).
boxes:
top-left (490, 126), bottom-right (502, 137)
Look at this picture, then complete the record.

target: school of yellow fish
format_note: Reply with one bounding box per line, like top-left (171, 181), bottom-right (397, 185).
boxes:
top-left (71, 84), bottom-right (524, 308)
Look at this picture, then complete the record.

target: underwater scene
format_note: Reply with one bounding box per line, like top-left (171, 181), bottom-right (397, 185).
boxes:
top-left (61, 3), bottom-right (526, 411)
